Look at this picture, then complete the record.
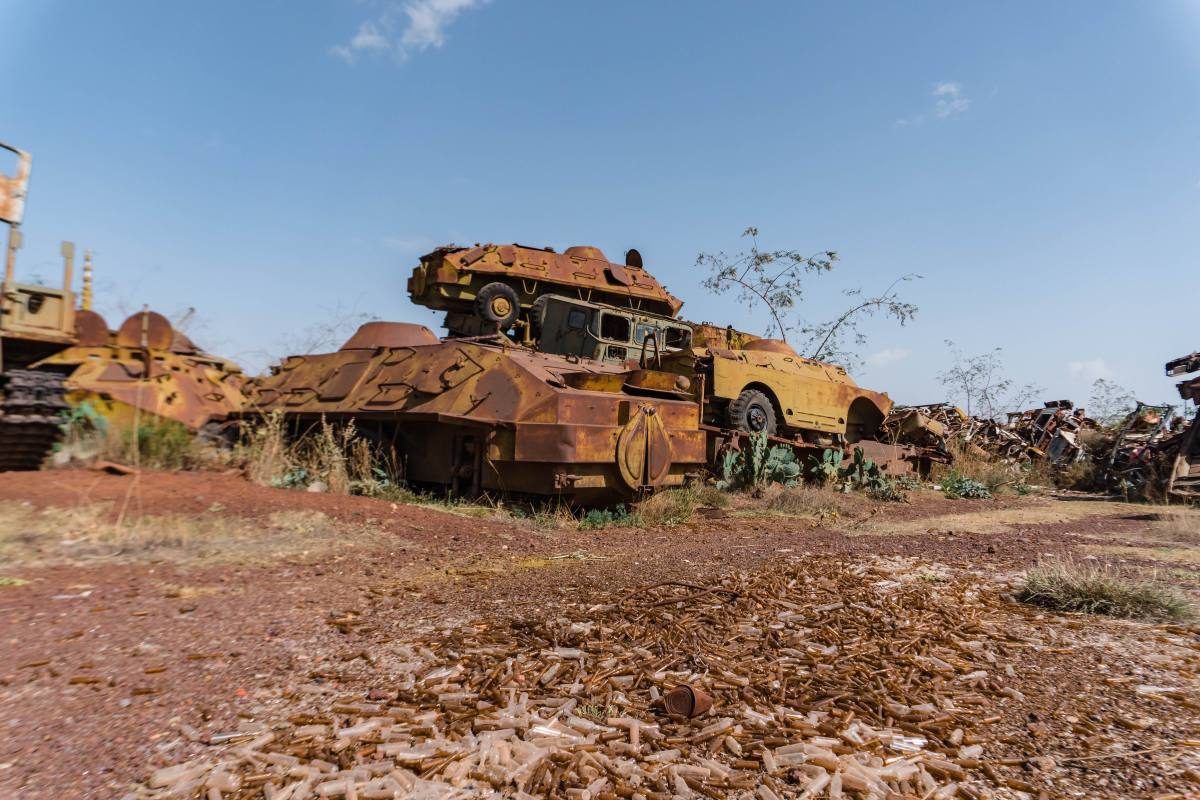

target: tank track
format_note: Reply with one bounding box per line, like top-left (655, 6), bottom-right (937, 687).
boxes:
top-left (0, 369), bottom-right (69, 471)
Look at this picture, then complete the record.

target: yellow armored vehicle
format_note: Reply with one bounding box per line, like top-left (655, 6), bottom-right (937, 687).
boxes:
top-left (531, 297), bottom-right (893, 447)
top-left (36, 309), bottom-right (247, 436)
top-left (408, 243), bottom-right (683, 337)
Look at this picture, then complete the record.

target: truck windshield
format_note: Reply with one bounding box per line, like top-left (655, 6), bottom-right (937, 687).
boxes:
top-left (599, 313), bottom-right (631, 342)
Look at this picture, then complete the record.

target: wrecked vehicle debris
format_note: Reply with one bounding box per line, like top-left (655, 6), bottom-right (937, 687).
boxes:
top-left (1, 139), bottom-right (247, 471)
top-left (1166, 351), bottom-right (1199, 499)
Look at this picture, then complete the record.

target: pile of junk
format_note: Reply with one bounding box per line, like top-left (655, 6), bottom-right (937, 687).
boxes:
top-left (881, 357), bottom-right (1199, 501)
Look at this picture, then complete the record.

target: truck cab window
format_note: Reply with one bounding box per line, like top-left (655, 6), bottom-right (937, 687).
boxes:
top-left (600, 313), bottom-right (631, 342)
top-left (664, 327), bottom-right (690, 350)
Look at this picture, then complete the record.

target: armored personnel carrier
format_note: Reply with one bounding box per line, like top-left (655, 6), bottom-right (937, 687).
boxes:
top-left (35, 308), bottom-right (246, 436)
top-left (245, 321), bottom-right (706, 503)
top-left (408, 243), bottom-right (683, 337)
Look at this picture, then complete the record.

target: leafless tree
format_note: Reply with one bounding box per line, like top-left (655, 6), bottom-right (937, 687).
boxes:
top-left (937, 341), bottom-right (1043, 419)
top-left (698, 228), bottom-right (919, 370)
top-left (1088, 378), bottom-right (1138, 426)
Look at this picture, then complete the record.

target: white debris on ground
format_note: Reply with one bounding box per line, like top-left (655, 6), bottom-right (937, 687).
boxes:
top-left (121, 558), bottom-right (1193, 799)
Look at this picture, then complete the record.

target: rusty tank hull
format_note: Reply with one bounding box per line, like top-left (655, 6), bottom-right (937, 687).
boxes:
top-left (408, 243), bottom-right (683, 337)
top-left (245, 322), bottom-right (706, 503)
top-left (35, 310), bottom-right (247, 434)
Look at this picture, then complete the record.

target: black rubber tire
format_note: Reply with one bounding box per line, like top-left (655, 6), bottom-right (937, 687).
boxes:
top-left (475, 282), bottom-right (521, 329)
top-left (728, 388), bottom-right (777, 435)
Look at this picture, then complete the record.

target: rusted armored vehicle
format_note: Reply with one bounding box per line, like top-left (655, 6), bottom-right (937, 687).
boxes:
top-left (35, 308), bottom-right (246, 435)
top-left (529, 297), bottom-right (894, 447)
top-left (408, 243), bottom-right (683, 337)
top-left (0, 141), bottom-right (76, 469)
top-left (244, 320), bottom-right (706, 503)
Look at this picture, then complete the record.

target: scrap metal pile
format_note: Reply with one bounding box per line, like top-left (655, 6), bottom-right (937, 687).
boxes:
top-left (125, 558), bottom-right (1123, 800)
top-left (883, 366), bottom-right (1199, 500)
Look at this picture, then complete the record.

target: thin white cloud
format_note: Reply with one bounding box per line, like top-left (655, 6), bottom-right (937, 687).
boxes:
top-left (866, 347), bottom-right (912, 367)
top-left (1067, 358), bottom-right (1113, 383)
top-left (895, 81), bottom-right (971, 127)
top-left (331, 0), bottom-right (488, 63)
top-left (331, 22), bottom-right (390, 62)
top-left (933, 82), bottom-right (970, 118)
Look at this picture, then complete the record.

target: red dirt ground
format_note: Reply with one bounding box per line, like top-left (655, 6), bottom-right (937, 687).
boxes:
top-left (0, 469), bottom-right (1196, 798)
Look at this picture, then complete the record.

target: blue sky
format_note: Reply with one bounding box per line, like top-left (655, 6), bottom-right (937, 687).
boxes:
top-left (2, 0), bottom-right (1198, 410)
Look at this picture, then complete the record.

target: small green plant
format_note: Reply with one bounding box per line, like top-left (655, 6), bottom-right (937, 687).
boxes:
top-left (579, 506), bottom-right (641, 529)
top-left (271, 467), bottom-right (311, 489)
top-left (718, 432), bottom-right (800, 493)
top-left (941, 472), bottom-right (993, 500)
top-left (0, 576), bottom-right (30, 588)
top-left (1018, 558), bottom-right (1194, 621)
top-left (836, 448), bottom-right (906, 501)
top-left (764, 445), bottom-right (802, 486)
top-left (740, 430), bottom-right (770, 490)
top-left (810, 448), bottom-right (844, 485)
top-left (894, 475), bottom-right (921, 492)
top-left (717, 447), bottom-right (739, 486)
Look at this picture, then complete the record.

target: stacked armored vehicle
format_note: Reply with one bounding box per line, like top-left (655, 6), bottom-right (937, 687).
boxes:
top-left (248, 243), bottom-right (895, 501)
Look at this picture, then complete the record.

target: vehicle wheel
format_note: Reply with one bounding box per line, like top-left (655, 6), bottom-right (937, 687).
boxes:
top-left (475, 282), bottom-right (521, 329)
top-left (728, 389), bottom-right (777, 435)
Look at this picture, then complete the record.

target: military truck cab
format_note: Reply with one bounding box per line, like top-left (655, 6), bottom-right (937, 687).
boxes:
top-left (531, 294), bottom-right (692, 368)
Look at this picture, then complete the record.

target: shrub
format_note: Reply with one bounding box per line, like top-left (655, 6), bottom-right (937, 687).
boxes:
top-left (1017, 557), bottom-right (1194, 620)
top-left (1053, 459), bottom-right (1097, 491)
top-left (579, 506), bottom-right (640, 529)
top-left (717, 432), bottom-right (801, 493)
top-left (941, 472), bottom-right (993, 500)
top-left (934, 439), bottom-right (1020, 494)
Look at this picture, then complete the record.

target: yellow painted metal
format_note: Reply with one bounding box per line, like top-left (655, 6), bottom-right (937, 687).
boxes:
top-left (705, 343), bottom-right (892, 437)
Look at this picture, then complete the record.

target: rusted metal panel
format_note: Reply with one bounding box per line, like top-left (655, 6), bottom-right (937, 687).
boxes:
top-left (0, 142), bottom-right (32, 225)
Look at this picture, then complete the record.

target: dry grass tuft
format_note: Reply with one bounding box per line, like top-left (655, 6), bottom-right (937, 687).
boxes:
top-left (0, 501), bottom-right (399, 567)
top-left (242, 410), bottom-right (292, 486)
top-left (60, 414), bottom-right (230, 471)
top-left (1017, 557), bottom-right (1194, 621)
top-left (636, 489), bottom-right (697, 527)
top-left (764, 485), bottom-right (870, 524)
top-left (933, 440), bottom-right (1023, 494)
top-left (1151, 508), bottom-right (1200, 545)
top-left (240, 413), bottom-right (377, 495)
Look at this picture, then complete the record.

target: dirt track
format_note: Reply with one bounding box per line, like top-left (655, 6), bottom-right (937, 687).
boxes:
top-left (0, 470), bottom-right (1198, 799)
